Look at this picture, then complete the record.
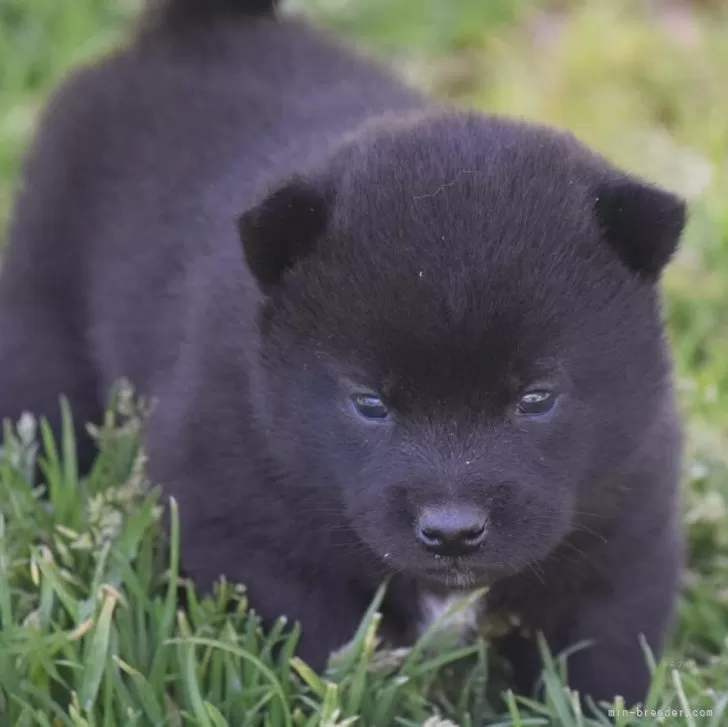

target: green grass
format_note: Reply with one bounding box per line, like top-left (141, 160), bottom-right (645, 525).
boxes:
top-left (2, 0), bottom-right (728, 724)
top-left (1, 389), bottom-right (726, 726)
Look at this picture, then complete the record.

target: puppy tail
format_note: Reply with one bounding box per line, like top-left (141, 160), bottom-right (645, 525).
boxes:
top-left (158, 0), bottom-right (278, 17)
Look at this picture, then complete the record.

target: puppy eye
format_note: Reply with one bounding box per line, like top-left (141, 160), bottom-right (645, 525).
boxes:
top-left (352, 394), bottom-right (389, 420)
top-left (517, 389), bottom-right (557, 416)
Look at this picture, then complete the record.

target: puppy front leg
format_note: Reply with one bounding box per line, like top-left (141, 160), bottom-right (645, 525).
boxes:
top-left (499, 520), bottom-right (683, 711)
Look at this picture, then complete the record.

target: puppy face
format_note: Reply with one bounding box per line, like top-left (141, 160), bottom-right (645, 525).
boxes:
top-left (240, 112), bottom-right (684, 588)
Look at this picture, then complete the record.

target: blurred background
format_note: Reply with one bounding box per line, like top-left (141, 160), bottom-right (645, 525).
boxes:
top-left (1, 0), bottom-right (726, 681)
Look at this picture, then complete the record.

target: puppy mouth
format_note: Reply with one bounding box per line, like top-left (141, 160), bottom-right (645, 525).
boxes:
top-left (419, 557), bottom-right (491, 589)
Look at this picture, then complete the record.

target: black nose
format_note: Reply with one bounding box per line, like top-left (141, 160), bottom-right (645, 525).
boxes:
top-left (415, 505), bottom-right (487, 557)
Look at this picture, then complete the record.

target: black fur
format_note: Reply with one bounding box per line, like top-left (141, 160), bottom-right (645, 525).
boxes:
top-left (156, 0), bottom-right (278, 17)
top-left (0, 0), bottom-right (686, 711)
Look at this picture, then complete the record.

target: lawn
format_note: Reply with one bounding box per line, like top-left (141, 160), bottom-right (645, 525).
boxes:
top-left (1, 0), bottom-right (727, 724)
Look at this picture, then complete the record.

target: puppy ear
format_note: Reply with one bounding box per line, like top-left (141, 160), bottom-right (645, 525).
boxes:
top-left (238, 175), bottom-right (333, 294)
top-left (594, 176), bottom-right (687, 278)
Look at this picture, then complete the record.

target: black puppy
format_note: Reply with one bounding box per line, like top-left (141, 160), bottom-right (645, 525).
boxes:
top-left (0, 0), bottom-right (686, 709)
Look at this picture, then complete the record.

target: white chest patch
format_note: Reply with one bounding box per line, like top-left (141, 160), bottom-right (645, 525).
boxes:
top-left (417, 591), bottom-right (484, 640)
